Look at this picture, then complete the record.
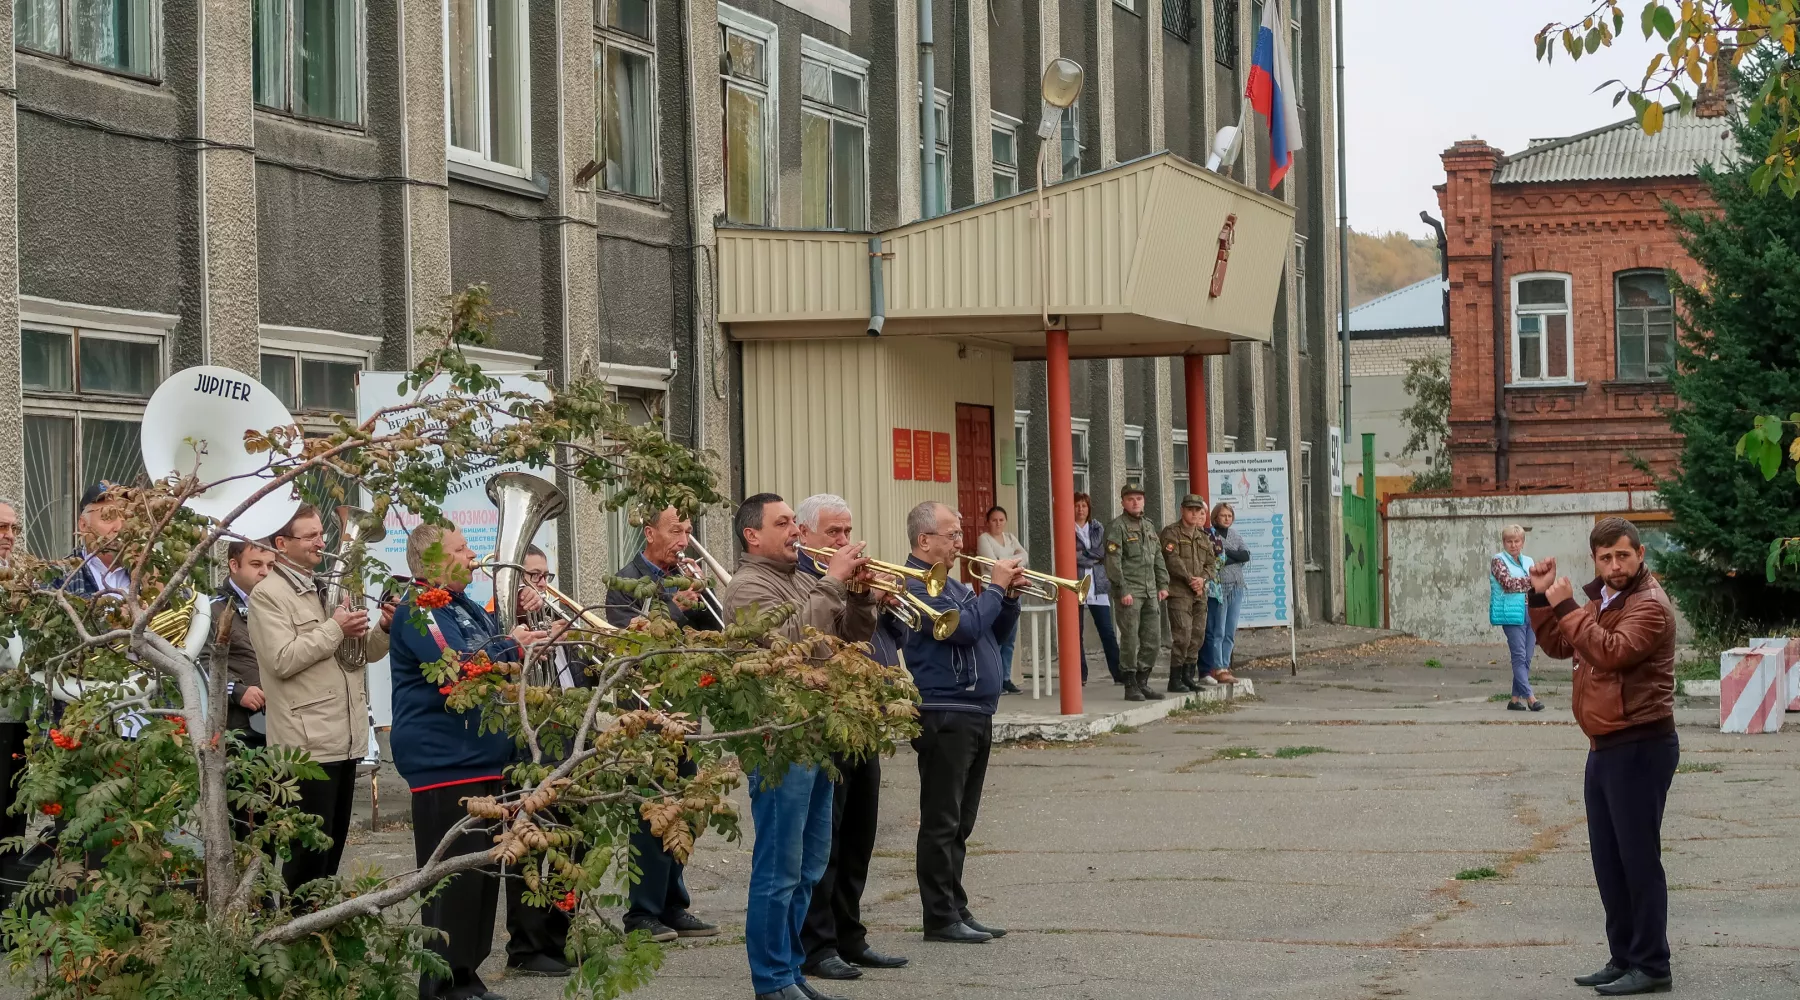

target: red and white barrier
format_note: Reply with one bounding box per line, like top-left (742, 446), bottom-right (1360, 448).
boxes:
top-left (1720, 638), bottom-right (1799, 734)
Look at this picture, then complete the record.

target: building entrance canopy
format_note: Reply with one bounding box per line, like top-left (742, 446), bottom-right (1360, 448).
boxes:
top-left (716, 152), bottom-right (1295, 359)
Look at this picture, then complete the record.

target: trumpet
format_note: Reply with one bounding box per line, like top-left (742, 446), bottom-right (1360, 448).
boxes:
top-left (796, 545), bottom-right (959, 640)
top-left (534, 580), bottom-right (619, 636)
top-left (959, 554), bottom-right (1091, 602)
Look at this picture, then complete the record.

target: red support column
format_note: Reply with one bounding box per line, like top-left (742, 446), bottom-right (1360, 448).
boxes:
top-left (1184, 355), bottom-right (1209, 501)
top-left (1046, 328), bottom-right (1083, 715)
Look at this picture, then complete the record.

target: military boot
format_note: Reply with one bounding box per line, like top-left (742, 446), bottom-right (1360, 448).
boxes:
top-left (1167, 666), bottom-right (1193, 694)
top-left (1139, 673), bottom-right (1164, 700)
top-left (1123, 675), bottom-right (1145, 701)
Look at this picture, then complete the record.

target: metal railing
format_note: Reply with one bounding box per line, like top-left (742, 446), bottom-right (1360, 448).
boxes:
top-left (1163, 0), bottom-right (1192, 41)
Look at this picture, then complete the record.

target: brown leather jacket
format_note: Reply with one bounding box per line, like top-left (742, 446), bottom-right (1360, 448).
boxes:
top-left (1528, 566), bottom-right (1676, 749)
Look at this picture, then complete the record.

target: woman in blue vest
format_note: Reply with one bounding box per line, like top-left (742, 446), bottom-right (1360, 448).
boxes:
top-left (1489, 525), bottom-right (1544, 712)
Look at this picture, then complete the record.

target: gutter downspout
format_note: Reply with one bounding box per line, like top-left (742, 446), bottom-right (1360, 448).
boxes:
top-left (1334, 0), bottom-right (1350, 438)
top-left (1492, 237), bottom-right (1508, 487)
top-left (919, 0), bottom-right (937, 219)
top-left (1420, 209), bottom-right (1448, 335)
top-left (867, 236), bottom-right (887, 337)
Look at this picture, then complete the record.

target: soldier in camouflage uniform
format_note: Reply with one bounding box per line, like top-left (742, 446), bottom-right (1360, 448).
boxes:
top-left (1104, 485), bottom-right (1169, 701)
top-left (1160, 494), bottom-right (1219, 694)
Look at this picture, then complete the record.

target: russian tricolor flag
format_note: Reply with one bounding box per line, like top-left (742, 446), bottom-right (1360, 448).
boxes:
top-left (1246, 0), bottom-right (1303, 189)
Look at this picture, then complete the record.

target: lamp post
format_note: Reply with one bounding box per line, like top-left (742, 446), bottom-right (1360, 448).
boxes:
top-left (1035, 57), bottom-right (1084, 715)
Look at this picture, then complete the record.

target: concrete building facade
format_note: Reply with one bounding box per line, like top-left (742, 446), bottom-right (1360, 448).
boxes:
top-left (1, 0), bottom-right (1341, 620)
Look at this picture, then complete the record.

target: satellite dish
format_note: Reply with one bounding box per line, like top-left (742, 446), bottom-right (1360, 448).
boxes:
top-left (140, 365), bottom-right (304, 540)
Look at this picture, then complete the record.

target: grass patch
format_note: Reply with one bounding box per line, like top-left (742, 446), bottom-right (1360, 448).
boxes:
top-left (1213, 747), bottom-right (1265, 760)
top-left (1675, 658), bottom-right (1717, 683)
top-left (1676, 762), bottom-right (1723, 774)
top-left (1454, 867), bottom-right (1501, 881)
top-left (1424, 658), bottom-right (1444, 669)
top-left (1470, 678), bottom-right (1492, 684)
top-left (1393, 703), bottom-right (1429, 709)
top-left (1725, 777), bottom-right (1773, 784)
top-left (1487, 693), bottom-right (1513, 703)
top-left (1271, 745), bottom-right (1332, 758)
top-left (1170, 697), bottom-right (1243, 718)
top-left (1111, 723), bottom-right (1140, 735)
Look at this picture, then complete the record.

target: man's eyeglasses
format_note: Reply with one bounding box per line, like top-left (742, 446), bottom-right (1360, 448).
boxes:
top-left (925, 530), bottom-right (965, 541)
top-left (524, 570), bottom-right (555, 585)
top-left (280, 530), bottom-right (326, 543)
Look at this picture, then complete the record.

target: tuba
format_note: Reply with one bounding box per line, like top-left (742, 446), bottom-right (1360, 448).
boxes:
top-left (487, 472), bottom-right (567, 686)
top-left (322, 506), bottom-right (387, 670)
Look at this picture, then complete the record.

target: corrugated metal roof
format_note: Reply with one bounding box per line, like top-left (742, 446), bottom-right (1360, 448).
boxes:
top-left (1342, 276), bottom-right (1446, 334)
top-left (1494, 112), bottom-right (1735, 184)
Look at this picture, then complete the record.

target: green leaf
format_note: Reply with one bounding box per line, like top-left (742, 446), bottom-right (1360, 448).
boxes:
top-left (1749, 161), bottom-right (1772, 191)
top-left (1760, 442), bottom-right (1781, 480)
top-left (1652, 5), bottom-right (1677, 40)
top-left (1536, 34), bottom-right (1547, 61)
top-left (1586, 27), bottom-right (1603, 54)
top-left (1769, 538), bottom-right (1784, 583)
top-left (1763, 415), bottom-right (1787, 444)
top-left (1733, 0), bottom-right (1751, 22)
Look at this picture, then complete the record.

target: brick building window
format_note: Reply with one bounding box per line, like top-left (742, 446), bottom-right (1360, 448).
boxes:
top-left (1614, 270), bottom-right (1674, 382)
top-left (1511, 272), bottom-right (1574, 384)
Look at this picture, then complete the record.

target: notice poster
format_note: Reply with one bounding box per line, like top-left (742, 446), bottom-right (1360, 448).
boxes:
top-left (933, 432), bottom-right (952, 483)
top-left (1207, 451), bottom-right (1293, 629)
top-left (356, 372), bottom-right (560, 725)
top-left (892, 428), bottom-right (913, 479)
top-left (913, 430), bottom-right (933, 482)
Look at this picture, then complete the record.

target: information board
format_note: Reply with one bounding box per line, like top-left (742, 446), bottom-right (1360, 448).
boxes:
top-left (1206, 451), bottom-right (1293, 630)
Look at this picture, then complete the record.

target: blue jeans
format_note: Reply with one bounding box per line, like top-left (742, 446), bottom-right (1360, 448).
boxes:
top-left (1081, 603), bottom-right (1123, 683)
top-left (1503, 623), bottom-right (1535, 700)
top-left (1201, 583), bottom-right (1245, 673)
top-left (998, 618), bottom-right (1018, 683)
top-left (746, 764), bottom-right (834, 995)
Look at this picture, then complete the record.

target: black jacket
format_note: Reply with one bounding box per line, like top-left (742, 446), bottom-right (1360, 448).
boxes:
top-left (209, 583), bottom-right (263, 735)
top-left (604, 553), bottom-right (720, 630)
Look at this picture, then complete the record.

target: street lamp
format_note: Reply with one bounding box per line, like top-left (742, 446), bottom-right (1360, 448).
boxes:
top-left (1034, 56), bottom-right (1086, 715)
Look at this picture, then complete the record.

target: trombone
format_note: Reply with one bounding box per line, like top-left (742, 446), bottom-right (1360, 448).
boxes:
top-left (797, 545), bottom-right (959, 640)
top-left (534, 581), bottom-right (619, 636)
top-left (960, 554), bottom-right (1091, 602)
top-left (676, 540), bottom-right (731, 629)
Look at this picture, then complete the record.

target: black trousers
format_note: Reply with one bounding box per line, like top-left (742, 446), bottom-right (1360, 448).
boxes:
top-left (1585, 734), bottom-right (1679, 980)
top-left (0, 722), bottom-right (29, 847)
top-left (283, 758), bottom-right (357, 893)
top-left (801, 753), bottom-right (881, 964)
top-left (504, 805), bottom-right (572, 967)
top-left (912, 710), bottom-right (991, 931)
top-left (625, 756), bottom-right (695, 924)
top-left (413, 779), bottom-right (503, 1000)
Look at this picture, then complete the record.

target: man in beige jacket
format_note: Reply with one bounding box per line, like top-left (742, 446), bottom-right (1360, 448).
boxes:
top-left (249, 504), bottom-right (389, 893)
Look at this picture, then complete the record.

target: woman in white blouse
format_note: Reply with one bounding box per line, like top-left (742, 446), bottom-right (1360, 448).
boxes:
top-left (978, 505), bottom-right (1028, 694)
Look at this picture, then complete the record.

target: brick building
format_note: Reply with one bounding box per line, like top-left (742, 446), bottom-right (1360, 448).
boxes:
top-left (1436, 112), bottom-right (1732, 492)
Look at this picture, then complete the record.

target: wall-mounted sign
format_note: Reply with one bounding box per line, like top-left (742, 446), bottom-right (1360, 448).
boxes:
top-left (893, 427), bottom-right (913, 480)
top-left (913, 430), bottom-right (934, 482)
top-left (933, 432), bottom-right (953, 483)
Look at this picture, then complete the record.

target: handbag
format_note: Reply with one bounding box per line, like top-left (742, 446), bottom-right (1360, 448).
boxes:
top-left (1207, 580), bottom-right (1225, 602)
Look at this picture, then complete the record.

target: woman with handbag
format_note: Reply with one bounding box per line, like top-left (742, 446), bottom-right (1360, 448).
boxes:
top-left (1199, 503), bottom-right (1247, 685)
top-left (1490, 525), bottom-right (1545, 712)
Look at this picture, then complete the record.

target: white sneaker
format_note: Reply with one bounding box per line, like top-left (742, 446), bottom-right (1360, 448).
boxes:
top-left (1198, 674), bottom-right (1221, 687)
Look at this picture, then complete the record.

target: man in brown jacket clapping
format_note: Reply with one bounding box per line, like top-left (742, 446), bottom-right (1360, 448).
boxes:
top-left (1528, 517), bottom-right (1677, 997)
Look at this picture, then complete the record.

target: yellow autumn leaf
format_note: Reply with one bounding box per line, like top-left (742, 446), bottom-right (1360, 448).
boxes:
top-left (1643, 102), bottom-right (1666, 134)
top-left (1787, 436), bottom-right (1800, 463)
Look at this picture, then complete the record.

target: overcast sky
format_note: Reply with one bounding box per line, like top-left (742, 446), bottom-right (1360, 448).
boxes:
top-left (1341, 0), bottom-right (1659, 238)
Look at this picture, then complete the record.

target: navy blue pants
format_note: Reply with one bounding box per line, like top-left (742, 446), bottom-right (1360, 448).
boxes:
top-left (1584, 733), bottom-right (1679, 980)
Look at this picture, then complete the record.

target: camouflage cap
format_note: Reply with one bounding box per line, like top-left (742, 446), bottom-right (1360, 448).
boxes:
top-left (1120, 484), bottom-right (1146, 498)
top-left (1180, 493), bottom-right (1208, 509)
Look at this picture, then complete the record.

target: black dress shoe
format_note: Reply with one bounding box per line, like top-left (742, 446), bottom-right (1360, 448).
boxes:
top-left (1574, 963), bottom-right (1629, 986)
top-left (1528, 699), bottom-right (1547, 712)
top-left (801, 956), bottom-right (862, 980)
top-left (664, 910), bottom-right (719, 937)
top-left (796, 982), bottom-right (849, 1000)
top-left (505, 953), bottom-right (571, 977)
top-left (843, 947), bottom-right (909, 969)
top-left (1594, 970), bottom-right (1672, 995)
top-left (753, 988), bottom-right (807, 1000)
top-left (1506, 700), bottom-right (1528, 711)
top-left (923, 921), bottom-right (992, 943)
top-left (962, 917), bottom-right (1007, 939)
top-left (1002, 680), bottom-right (1023, 694)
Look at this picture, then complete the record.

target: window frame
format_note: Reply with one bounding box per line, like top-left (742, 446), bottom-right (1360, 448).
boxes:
top-left (1213, 0), bottom-right (1239, 69)
top-left (1163, 0), bottom-right (1192, 40)
top-left (1013, 410), bottom-right (1030, 555)
top-left (1299, 440), bottom-right (1315, 566)
top-left (719, 4), bottom-right (779, 226)
top-left (1510, 272), bottom-right (1576, 385)
top-left (1070, 416), bottom-right (1091, 498)
top-left (594, 0), bottom-right (661, 202)
top-left (1113, 0), bottom-right (1137, 10)
top-left (443, 0), bottom-right (533, 178)
top-left (918, 84), bottom-right (953, 211)
top-left (1290, 6), bottom-right (1303, 108)
top-left (258, 325), bottom-right (377, 425)
top-left (990, 109), bottom-right (1021, 200)
top-left (1172, 428), bottom-right (1191, 499)
top-left (1124, 424), bottom-right (1145, 490)
top-left (1060, 98), bottom-right (1085, 179)
top-left (1293, 234), bottom-right (1309, 356)
top-left (1613, 269), bottom-right (1675, 383)
top-left (16, 0), bottom-right (163, 82)
top-left (799, 35), bottom-right (870, 230)
top-left (253, 0), bottom-right (367, 127)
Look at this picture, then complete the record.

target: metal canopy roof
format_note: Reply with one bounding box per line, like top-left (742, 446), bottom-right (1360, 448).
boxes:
top-left (715, 152), bottom-right (1297, 360)
top-left (1341, 276), bottom-right (1447, 335)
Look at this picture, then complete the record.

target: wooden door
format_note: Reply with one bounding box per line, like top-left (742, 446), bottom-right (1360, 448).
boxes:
top-left (955, 404), bottom-right (995, 559)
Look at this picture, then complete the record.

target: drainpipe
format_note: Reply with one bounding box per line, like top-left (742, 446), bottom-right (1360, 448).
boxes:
top-left (919, 0), bottom-right (937, 219)
top-left (867, 236), bottom-right (887, 337)
top-left (1334, 0), bottom-right (1350, 439)
top-left (1420, 210), bottom-right (1448, 335)
top-left (1491, 237), bottom-right (1509, 487)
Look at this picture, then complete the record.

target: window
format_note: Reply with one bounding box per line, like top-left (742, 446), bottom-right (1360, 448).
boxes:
top-left (1113, 0), bottom-right (1136, 10)
top-left (720, 5), bottom-right (776, 225)
top-left (22, 313), bottom-right (169, 559)
top-left (1013, 412), bottom-right (1030, 554)
top-left (260, 351), bottom-right (361, 415)
top-left (1060, 99), bottom-right (1084, 179)
top-left (991, 112), bottom-right (1020, 199)
top-left (920, 86), bottom-right (952, 214)
top-left (1290, 7), bottom-right (1303, 108)
top-left (1172, 429), bottom-right (1190, 499)
top-left (253, 0), bottom-right (362, 125)
top-left (1070, 418), bottom-right (1091, 497)
top-left (1213, 0), bottom-right (1238, 68)
top-left (1511, 273), bottom-right (1574, 383)
top-left (1223, 434), bottom-right (1238, 452)
top-left (446, 0), bottom-right (530, 172)
top-left (1294, 235), bottom-right (1308, 356)
top-left (605, 386), bottom-right (667, 565)
top-left (801, 38), bottom-right (868, 229)
top-left (1300, 441), bottom-right (1314, 564)
top-left (1124, 425), bottom-right (1145, 490)
top-left (1164, 0), bottom-right (1192, 40)
top-left (16, 0), bottom-right (158, 78)
top-left (595, 0), bottom-right (657, 198)
top-left (1615, 270), bottom-right (1674, 382)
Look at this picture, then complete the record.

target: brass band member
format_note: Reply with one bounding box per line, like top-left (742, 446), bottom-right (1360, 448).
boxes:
top-left (249, 504), bottom-right (389, 892)
top-left (214, 540), bottom-right (276, 748)
top-left (898, 501), bottom-right (1018, 945)
top-left (602, 511), bottom-right (720, 944)
top-left (722, 493), bottom-right (875, 1000)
